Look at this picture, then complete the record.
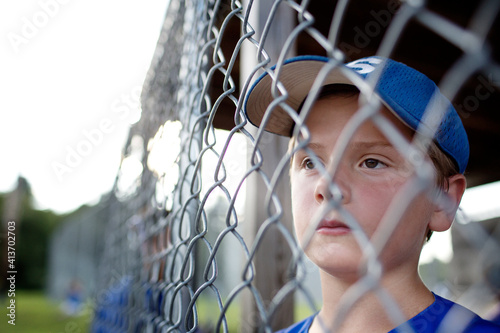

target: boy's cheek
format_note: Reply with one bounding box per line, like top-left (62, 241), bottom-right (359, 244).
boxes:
top-left (366, 170), bottom-right (413, 195)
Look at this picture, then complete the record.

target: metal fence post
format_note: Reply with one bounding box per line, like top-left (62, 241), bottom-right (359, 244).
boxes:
top-left (240, 0), bottom-right (296, 331)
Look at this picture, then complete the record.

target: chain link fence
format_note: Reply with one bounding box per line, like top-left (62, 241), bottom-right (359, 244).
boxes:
top-left (91, 0), bottom-right (500, 332)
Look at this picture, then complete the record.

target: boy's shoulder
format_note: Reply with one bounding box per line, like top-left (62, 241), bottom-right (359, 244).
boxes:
top-left (274, 294), bottom-right (500, 333)
top-left (274, 315), bottom-right (314, 333)
top-left (393, 293), bottom-right (500, 332)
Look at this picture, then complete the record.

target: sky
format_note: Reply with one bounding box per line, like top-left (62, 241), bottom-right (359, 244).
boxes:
top-left (0, 0), bottom-right (169, 213)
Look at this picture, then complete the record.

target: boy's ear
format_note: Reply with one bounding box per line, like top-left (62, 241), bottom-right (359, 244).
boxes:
top-left (429, 174), bottom-right (467, 232)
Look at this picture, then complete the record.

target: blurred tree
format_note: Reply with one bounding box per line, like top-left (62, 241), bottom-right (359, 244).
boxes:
top-left (0, 177), bottom-right (69, 290)
top-left (17, 208), bottom-right (65, 289)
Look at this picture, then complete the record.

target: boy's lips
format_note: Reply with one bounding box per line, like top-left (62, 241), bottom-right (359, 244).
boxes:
top-left (316, 219), bottom-right (351, 236)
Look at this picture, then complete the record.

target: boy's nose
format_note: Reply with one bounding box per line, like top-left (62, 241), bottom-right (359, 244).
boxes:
top-left (314, 174), bottom-right (328, 204)
top-left (314, 165), bottom-right (351, 205)
top-left (314, 173), bottom-right (348, 205)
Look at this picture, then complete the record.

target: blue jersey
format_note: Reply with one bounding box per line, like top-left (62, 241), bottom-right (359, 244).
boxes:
top-left (275, 294), bottom-right (500, 332)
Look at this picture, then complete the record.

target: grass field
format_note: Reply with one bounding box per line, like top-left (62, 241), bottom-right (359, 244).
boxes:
top-left (0, 290), bottom-right (317, 332)
top-left (0, 290), bottom-right (91, 333)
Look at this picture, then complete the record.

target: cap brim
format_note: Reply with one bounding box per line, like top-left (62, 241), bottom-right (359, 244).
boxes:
top-left (245, 56), bottom-right (356, 137)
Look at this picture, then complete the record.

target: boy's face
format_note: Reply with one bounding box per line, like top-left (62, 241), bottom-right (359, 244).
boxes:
top-left (290, 94), bottom-right (437, 280)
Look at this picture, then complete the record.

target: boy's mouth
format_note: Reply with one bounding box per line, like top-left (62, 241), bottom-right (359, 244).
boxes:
top-left (316, 219), bottom-right (351, 236)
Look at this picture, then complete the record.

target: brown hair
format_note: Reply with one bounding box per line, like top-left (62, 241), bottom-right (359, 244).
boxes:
top-left (427, 141), bottom-right (460, 190)
top-left (425, 142), bottom-right (459, 241)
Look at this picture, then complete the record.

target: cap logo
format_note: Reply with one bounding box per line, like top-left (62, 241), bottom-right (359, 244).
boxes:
top-left (346, 57), bottom-right (383, 74)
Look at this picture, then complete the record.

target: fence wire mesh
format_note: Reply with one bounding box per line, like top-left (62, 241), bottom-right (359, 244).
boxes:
top-left (92, 0), bottom-right (500, 332)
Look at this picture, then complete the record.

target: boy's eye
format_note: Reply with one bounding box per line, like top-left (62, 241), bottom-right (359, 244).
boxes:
top-left (361, 158), bottom-right (387, 169)
top-left (302, 158), bottom-right (316, 170)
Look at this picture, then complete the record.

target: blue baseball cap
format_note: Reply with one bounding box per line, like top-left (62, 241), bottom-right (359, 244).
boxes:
top-left (244, 55), bottom-right (469, 173)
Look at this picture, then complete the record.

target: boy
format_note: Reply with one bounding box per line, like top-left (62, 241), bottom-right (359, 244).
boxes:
top-left (244, 56), bottom-right (500, 332)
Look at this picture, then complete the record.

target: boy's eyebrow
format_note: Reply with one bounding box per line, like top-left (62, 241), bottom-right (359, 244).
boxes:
top-left (307, 142), bottom-right (327, 151)
top-left (294, 142), bottom-right (327, 154)
top-left (304, 141), bottom-right (394, 151)
top-left (293, 141), bottom-right (395, 157)
top-left (349, 141), bottom-right (394, 150)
